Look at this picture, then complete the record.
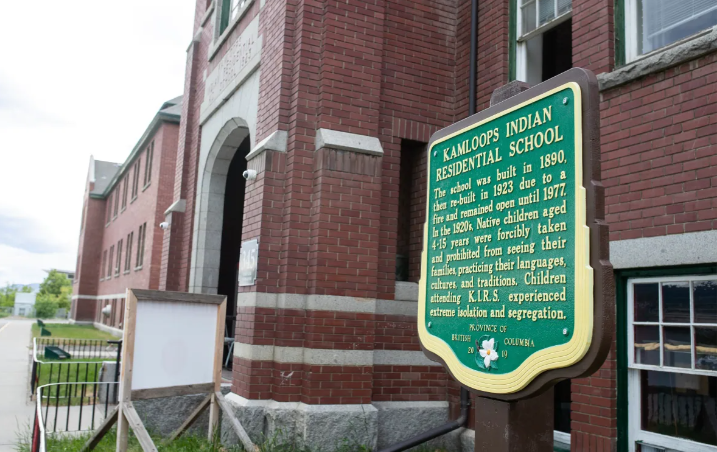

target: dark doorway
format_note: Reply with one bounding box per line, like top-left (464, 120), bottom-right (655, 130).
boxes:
top-left (217, 136), bottom-right (250, 369)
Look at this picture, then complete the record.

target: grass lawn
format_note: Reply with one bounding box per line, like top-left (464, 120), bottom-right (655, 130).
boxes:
top-left (0, 311), bottom-right (9, 318)
top-left (32, 324), bottom-right (117, 340)
top-left (36, 358), bottom-right (107, 387)
top-left (16, 428), bottom-right (244, 452)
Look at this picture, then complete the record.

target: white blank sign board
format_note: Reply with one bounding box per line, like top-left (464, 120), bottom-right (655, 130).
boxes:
top-left (131, 301), bottom-right (218, 391)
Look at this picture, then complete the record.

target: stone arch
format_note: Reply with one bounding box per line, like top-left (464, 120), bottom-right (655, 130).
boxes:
top-left (189, 117), bottom-right (250, 294)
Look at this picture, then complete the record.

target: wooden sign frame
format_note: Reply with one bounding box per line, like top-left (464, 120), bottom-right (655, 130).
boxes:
top-left (81, 289), bottom-right (256, 452)
top-left (418, 68), bottom-right (614, 401)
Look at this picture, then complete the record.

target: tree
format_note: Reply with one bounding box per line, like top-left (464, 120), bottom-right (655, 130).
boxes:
top-left (0, 284), bottom-right (17, 308)
top-left (34, 296), bottom-right (58, 318)
top-left (39, 270), bottom-right (72, 310)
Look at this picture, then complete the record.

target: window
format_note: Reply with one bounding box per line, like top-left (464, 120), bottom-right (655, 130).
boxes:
top-left (515, 0), bottom-right (573, 85)
top-left (121, 176), bottom-right (129, 211)
top-left (625, 0), bottom-right (717, 62)
top-left (113, 189), bottom-right (119, 219)
top-left (107, 246), bottom-right (114, 279)
top-left (135, 223), bottom-right (147, 269)
top-left (143, 142), bottom-right (154, 188)
top-left (106, 194), bottom-right (112, 225)
top-left (101, 250), bottom-right (107, 281)
top-left (628, 276), bottom-right (717, 451)
top-left (124, 232), bottom-right (133, 273)
top-left (131, 161), bottom-right (141, 200)
top-left (218, 0), bottom-right (251, 35)
top-left (115, 239), bottom-right (123, 277)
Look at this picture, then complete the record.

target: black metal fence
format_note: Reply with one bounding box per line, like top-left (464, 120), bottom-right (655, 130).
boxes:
top-left (31, 381), bottom-right (119, 452)
top-left (30, 339), bottom-right (122, 395)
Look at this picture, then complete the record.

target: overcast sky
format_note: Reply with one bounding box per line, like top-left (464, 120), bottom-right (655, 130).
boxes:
top-left (0, 1), bottom-right (196, 285)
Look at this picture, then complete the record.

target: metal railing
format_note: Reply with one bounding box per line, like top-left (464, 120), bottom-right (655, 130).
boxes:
top-left (30, 339), bottom-right (122, 395)
top-left (31, 381), bottom-right (119, 452)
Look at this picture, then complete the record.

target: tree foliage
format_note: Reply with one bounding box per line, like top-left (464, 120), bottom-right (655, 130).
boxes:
top-left (34, 297), bottom-right (58, 318)
top-left (39, 270), bottom-right (72, 310)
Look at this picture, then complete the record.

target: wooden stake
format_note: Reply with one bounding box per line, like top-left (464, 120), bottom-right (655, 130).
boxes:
top-left (166, 393), bottom-right (212, 442)
top-left (79, 407), bottom-right (118, 452)
top-left (122, 402), bottom-right (158, 452)
top-left (215, 391), bottom-right (257, 452)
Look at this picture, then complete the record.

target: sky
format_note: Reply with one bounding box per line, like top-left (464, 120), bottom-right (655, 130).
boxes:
top-left (0, 1), bottom-right (196, 286)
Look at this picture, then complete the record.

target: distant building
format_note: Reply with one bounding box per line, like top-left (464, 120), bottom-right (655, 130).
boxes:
top-left (44, 269), bottom-right (75, 281)
top-left (71, 97), bottom-right (182, 332)
top-left (14, 292), bottom-right (36, 317)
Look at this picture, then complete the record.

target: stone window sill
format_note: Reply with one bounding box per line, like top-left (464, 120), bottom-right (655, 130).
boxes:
top-left (142, 182), bottom-right (151, 192)
top-left (599, 26), bottom-right (717, 91)
top-left (134, 266), bottom-right (143, 271)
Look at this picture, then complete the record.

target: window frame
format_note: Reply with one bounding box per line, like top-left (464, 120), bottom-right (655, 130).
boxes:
top-left (626, 274), bottom-right (717, 452)
top-left (124, 232), bottom-right (133, 274)
top-left (623, 0), bottom-right (717, 64)
top-left (514, 0), bottom-right (573, 85)
top-left (210, 0), bottom-right (255, 59)
top-left (115, 239), bottom-right (123, 277)
top-left (143, 142), bottom-right (154, 189)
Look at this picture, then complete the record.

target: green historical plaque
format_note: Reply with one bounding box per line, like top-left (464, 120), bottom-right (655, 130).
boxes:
top-left (418, 70), bottom-right (612, 397)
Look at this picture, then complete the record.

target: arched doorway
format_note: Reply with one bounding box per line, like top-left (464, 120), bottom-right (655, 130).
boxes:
top-left (217, 137), bottom-right (250, 365)
top-left (189, 117), bottom-right (251, 367)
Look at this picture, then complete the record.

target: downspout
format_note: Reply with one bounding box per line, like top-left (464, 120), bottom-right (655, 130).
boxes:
top-left (377, 0), bottom-right (478, 449)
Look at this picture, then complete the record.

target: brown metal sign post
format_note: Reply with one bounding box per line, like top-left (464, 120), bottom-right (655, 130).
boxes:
top-left (418, 68), bottom-right (613, 451)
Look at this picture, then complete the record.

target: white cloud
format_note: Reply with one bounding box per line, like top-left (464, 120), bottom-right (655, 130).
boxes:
top-left (0, 0), bottom-right (195, 285)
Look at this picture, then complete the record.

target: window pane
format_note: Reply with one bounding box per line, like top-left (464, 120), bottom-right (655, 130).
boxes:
top-left (695, 327), bottom-right (717, 371)
top-left (635, 325), bottom-right (660, 365)
top-left (662, 282), bottom-right (690, 323)
top-left (522, 2), bottom-right (537, 35)
top-left (640, 0), bottom-right (717, 54)
top-left (663, 326), bottom-right (691, 368)
top-left (694, 280), bottom-right (717, 324)
top-left (634, 283), bottom-right (659, 322)
top-left (557, 0), bottom-right (571, 15)
top-left (538, 0), bottom-right (555, 26)
top-left (640, 370), bottom-right (717, 445)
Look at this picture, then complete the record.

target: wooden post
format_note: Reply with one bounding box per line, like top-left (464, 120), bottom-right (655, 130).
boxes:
top-left (117, 290), bottom-right (137, 452)
top-left (208, 299), bottom-right (226, 440)
top-left (475, 388), bottom-right (554, 452)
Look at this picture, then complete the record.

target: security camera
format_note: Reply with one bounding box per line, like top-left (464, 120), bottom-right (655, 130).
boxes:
top-left (159, 222), bottom-right (170, 230)
top-left (243, 169), bottom-right (257, 180)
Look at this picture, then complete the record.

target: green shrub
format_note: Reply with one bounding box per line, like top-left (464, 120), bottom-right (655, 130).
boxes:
top-left (34, 297), bottom-right (58, 318)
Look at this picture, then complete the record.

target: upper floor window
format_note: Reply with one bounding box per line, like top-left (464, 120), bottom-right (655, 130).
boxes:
top-left (135, 222), bottom-right (147, 269)
top-left (106, 194), bottom-right (112, 225)
top-left (100, 250), bottom-right (107, 281)
top-left (627, 275), bottom-right (717, 451)
top-left (107, 246), bottom-right (114, 279)
top-left (218, 0), bottom-right (252, 35)
top-left (626, 0), bottom-right (717, 62)
top-left (515, 0), bottom-right (573, 85)
top-left (124, 232), bottom-right (134, 273)
top-left (113, 188), bottom-right (120, 219)
top-left (115, 239), bottom-right (123, 277)
top-left (143, 142), bottom-right (154, 188)
top-left (131, 160), bottom-right (141, 200)
top-left (121, 176), bottom-right (129, 211)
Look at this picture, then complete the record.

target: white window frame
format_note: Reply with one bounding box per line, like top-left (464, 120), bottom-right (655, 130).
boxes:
top-left (624, 0), bottom-right (717, 63)
top-left (627, 275), bottom-right (717, 452)
top-left (515, 0), bottom-right (572, 85)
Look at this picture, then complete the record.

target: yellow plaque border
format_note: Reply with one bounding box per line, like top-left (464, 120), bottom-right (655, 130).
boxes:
top-left (418, 82), bottom-right (593, 394)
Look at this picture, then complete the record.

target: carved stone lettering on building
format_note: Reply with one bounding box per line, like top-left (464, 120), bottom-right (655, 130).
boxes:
top-left (200, 16), bottom-right (261, 123)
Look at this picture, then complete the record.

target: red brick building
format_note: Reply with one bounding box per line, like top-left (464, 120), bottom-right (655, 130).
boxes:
top-left (73, 0), bottom-right (717, 449)
top-left (72, 97), bottom-right (182, 334)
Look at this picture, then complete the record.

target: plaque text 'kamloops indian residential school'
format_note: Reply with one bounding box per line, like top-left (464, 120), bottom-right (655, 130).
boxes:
top-left (418, 82), bottom-right (595, 395)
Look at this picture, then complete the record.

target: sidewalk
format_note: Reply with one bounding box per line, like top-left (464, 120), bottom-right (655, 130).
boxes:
top-left (0, 320), bottom-right (35, 451)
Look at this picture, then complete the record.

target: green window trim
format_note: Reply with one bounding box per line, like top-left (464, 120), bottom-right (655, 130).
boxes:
top-left (615, 263), bottom-right (717, 452)
top-left (219, 0), bottom-right (231, 35)
top-left (614, 0), bottom-right (626, 67)
top-left (509, 0), bottom-right (517, 82)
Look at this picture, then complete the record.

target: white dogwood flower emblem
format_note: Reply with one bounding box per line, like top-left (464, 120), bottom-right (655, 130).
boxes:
top-left (479, 338), bottom-right (499, 369)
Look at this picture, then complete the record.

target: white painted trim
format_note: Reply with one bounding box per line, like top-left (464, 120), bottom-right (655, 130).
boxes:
top-left (611, 230), bottom-right (717, 269)
top-left (233, 344), bottom-right (440, 367)
top-left (72, 293), bottom-right (126, 301)
top-left (315, 129), bottom-right (384, 156)
top-left (245, 130), bottom-right (287, 161)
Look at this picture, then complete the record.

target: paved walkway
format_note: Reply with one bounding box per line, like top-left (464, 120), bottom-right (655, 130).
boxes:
top-left (0, 320), bottom-right (35, 451)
